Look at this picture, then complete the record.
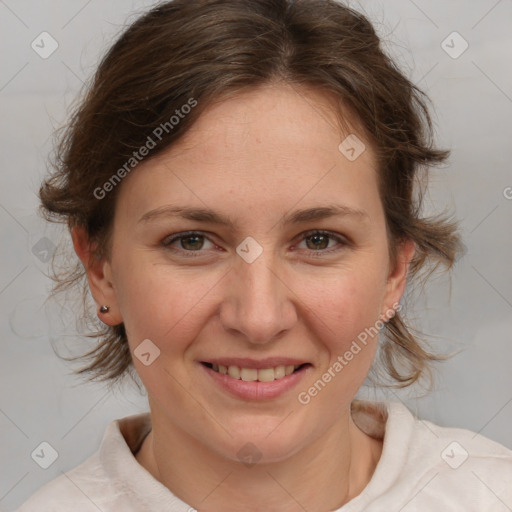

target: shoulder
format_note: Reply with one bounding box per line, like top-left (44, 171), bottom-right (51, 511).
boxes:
top-left (16, 413), bottom-right (152, 512)
top-left (404, 402), bottom-right (512, 470)
top-left (352, 400), bottom-right (512, 511)
top-left (16, 452), bottom-right (108, 511)
top-left (385, 401), bottom-right (512, 509)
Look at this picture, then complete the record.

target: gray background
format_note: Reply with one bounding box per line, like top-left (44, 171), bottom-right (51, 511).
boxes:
top-left (1, 0), bottom-right (511, 510)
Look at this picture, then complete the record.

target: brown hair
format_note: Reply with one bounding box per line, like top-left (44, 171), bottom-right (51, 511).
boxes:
top-left (40, 0), bottom-right (463, 390)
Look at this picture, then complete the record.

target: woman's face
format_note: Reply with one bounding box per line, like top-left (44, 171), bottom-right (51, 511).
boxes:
top-left (89, 83), bottom-right (412, 462)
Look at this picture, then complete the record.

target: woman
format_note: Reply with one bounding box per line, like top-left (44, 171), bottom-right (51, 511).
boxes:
top-left (18, 0), bottom-right (512, 510)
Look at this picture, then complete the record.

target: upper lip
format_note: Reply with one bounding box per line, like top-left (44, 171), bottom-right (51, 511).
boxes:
top-left (200, 357), bottom-right (311, 369)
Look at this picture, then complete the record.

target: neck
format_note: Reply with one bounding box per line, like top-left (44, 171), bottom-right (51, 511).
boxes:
top-left (135, 402), bottom-right (382, 511)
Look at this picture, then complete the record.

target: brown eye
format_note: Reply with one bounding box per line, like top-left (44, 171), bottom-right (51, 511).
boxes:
top-left (177, 234), bottom-right (205, 251)
top-left (296, 230), bottom-right (349, 255)
top-left (305, 233), bottom-right (330, 250)
top-left (162, 231), bottom-right (215, 256)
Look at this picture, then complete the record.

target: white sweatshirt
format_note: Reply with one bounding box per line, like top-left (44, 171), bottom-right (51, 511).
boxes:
top-left (17, 400), bottom-right (512, 511)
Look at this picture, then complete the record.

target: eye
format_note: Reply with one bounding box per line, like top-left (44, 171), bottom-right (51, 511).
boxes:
top-left (294, 230), bottom-right (349, 256)
top-left (162, 231), bottom-right (215, 257)
top-left (162, 229), bottom-right (349, 258)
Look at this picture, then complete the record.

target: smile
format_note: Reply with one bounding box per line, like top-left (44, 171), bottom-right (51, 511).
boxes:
top-left (201, 362), bottom-right (309, 382)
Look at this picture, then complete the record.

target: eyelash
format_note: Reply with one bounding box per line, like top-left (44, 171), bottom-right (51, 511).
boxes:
top-left (161, 230), bottom-right (350, 258)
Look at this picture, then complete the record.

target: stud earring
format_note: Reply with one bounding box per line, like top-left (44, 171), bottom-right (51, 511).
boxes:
top-left (99, 305), bottom-right (110, 314)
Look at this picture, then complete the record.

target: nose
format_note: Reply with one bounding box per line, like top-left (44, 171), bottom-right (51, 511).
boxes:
top-left (219, 249), bottom-right (297, 345)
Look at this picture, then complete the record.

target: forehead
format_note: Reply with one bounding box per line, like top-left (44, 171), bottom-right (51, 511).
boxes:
top-left (170, 83), bottom-right (370, 168)
top-left (115, 83), bottom-right (381, 226)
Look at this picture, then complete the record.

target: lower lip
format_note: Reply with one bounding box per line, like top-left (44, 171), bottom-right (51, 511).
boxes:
top-left (199, 363), bottom-right (311, 400)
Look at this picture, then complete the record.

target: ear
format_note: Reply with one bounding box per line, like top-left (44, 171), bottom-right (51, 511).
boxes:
top-left (380, 238), bottom-right (416, 321)
top-left (71, 226), bottom-right (123, 325)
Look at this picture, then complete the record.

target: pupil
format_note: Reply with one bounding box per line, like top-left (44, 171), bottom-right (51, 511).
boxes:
top-left (182, 235), bottom-right (203, 250)
top-left (308, 234), bottom-right (328, 250)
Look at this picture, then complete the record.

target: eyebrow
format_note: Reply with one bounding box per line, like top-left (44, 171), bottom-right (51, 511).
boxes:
top-left (138, 203), bottom-right (369, 227)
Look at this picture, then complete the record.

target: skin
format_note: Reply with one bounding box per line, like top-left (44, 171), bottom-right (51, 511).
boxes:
top-left (73, 82), bottom-right (415, 511)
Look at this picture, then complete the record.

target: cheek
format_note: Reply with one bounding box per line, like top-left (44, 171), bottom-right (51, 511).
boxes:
top-left (117, 264), bottom-right (220, 347)
top-left (114, 265), bottom-right (220, 400)
top-left (294, 273), bottom-right (384, 416)
top-left (301, 266), bottom-right (386, 347)
top-left (298, 273), bottom-right (386, 410)
top-left (110, 244), bottom-right (218, 351)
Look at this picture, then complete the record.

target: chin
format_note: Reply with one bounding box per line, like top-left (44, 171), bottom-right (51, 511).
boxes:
top-left (212, 422), bottom-right (311, 466)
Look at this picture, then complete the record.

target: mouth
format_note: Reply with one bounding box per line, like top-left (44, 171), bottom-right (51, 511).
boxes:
top-left (199, 358), bottom-right (313, 400)
top-left (200, 362), bottom-right (311, 382)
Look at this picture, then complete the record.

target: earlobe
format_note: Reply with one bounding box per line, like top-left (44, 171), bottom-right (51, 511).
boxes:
top-left (381, 239), bottom-right (416, 319)
top-left (71, 226), bottom-right (123, 325)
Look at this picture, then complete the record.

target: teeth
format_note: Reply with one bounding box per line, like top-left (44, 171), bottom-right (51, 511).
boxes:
top-left (275, 366), bottom-right (286, 379)
top-left (240, 368), bottom-right (258, 381)
top-left (227, 366), bottom-right (240, 379)
top-left (257, 368), bottom-right (275, 382)
top-left (212, 364), bottom-right (303, 382)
